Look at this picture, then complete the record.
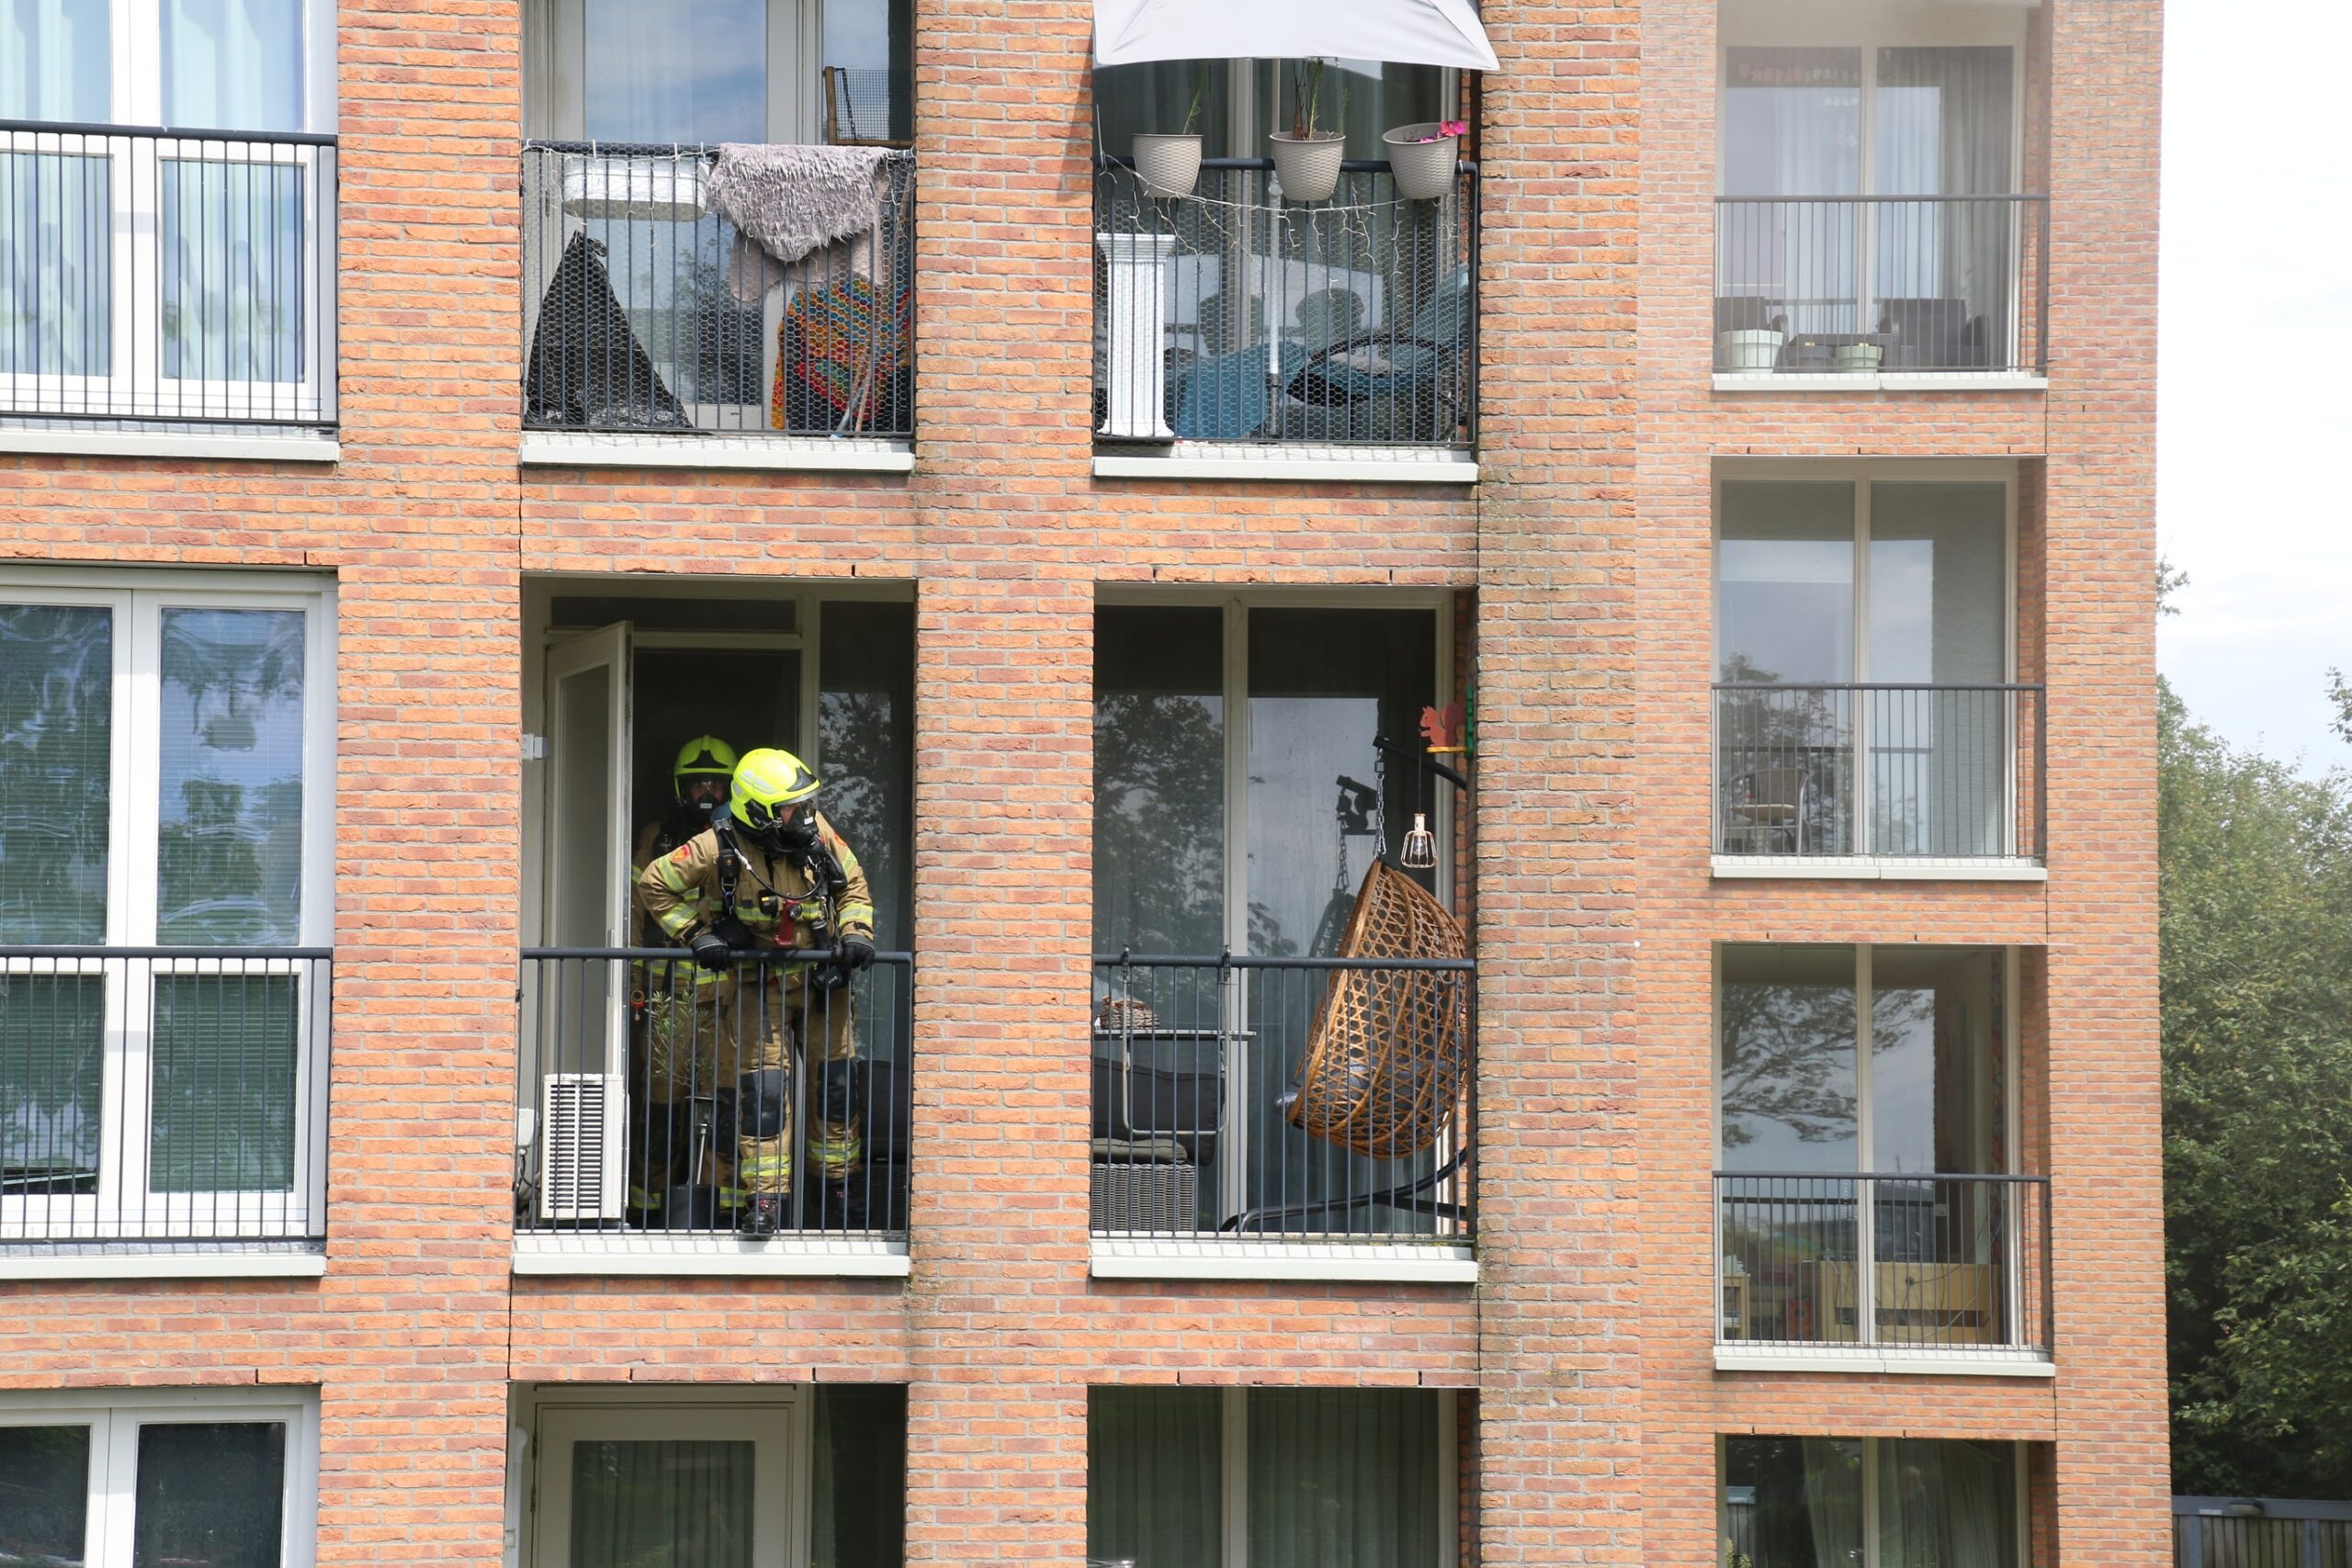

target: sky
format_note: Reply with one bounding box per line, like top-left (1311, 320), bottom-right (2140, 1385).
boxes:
top-left (2157, 0), bottom-right (2352, 773)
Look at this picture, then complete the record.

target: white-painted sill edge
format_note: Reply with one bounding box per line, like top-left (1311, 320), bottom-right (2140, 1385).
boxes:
top-left (1090, 1237), bottom-right (1476, 1283)
top-left (1713, 372), bottom-right (2050, 394)
top-left (0, 428), bottom-right (339, 463)
top-left (0, 1249), bottom-right (327, 1280)
top-left (1714, 1347), bottom-right (2055, 1379)
top-left (511, 1234), bottom-right (910, 1277)
top-left (520, 432), bottom-right (914, 474)
top-left (1092, 450), bottom-right (1479, 484)
top-left (1713, 855), bottom-right (2048, 883)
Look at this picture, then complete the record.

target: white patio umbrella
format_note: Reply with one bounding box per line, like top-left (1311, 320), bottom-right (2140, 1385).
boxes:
top-left (1092, 0), bottom-right (1498, 72)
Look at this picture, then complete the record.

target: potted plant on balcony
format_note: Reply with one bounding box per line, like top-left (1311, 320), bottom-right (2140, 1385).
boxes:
top-left (1133, 67), bottom-right (1207, 199)
top-left (1269, 59), bottom-right (1344, 203)
top-left (1383, 118), bottom-right (1466, 200)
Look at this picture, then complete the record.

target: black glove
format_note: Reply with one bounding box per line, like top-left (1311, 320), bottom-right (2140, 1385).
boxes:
top-left (837, 934), bottom-right (876, 973)
top-left (689, 930), bottom-right (734, 971)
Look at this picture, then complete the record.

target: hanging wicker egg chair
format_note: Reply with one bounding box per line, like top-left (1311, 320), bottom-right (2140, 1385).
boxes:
top-left (1284, 859), bottom-right (1470, 1160)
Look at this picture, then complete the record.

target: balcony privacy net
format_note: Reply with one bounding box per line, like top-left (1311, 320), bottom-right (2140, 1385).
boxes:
top-left (1285, 860), bottom-right (1468, 1159)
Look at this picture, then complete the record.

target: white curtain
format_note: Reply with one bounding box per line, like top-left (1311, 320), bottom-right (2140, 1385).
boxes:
top-left (1248, 1389), bottom-right (1441, 1568)
top-left (2, 0), bottom-right (109, 119)
top-left (1802, 1438), bottom-right (1865, 1568)
top-left (163, 0), bottom-right (306, 130)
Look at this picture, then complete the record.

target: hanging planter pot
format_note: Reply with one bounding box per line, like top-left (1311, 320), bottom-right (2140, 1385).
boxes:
top-left (1383, 122), bottom-right (1462, 201)
top-left (1131, 132), bottom-right (1204, 199)
top-left (1268, 131), bottom-right (1344, 203)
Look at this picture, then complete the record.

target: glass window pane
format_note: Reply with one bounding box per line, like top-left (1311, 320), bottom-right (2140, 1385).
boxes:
top-left (149, 972), bottom-right (300, 1193)
top-left (0, 0), bottom-right (109, 120)
top-left (810, 1385), bottom-right (906, 1568)
top-left (1247, 1389), bottom-right (1440, 1568)
top-left (571, 1438), bottom-right (755, 1568)
top-left (583, 0), bottom-right (767, 143)
top-left (0, 603), bottom-right (112, 942)
top-left (132, 1421), bottom-right (287, 1568)
top-left (1723, 1436), bottom-right (1861, 1568)
top-left (161, 0), bottom-right (304, 132)
top-left (1717, 482), bottom-right (1855, 685)
top-left (1093, 605), bottom-right (1225, 957)
top-left (1877, 1439), bottom-right (2018, 1568)
top-left (1086, 1387), bottom-right (1220, 1568)
top-left (0, 1422), bottom-right (93, 1564)
top-left (2, 974), bottom-right (105, 1193)
top-left (1719, 944), bottom-right (1858, 1171)
top-left (2, 152), bottom-right (113, 378)
top-left (156, 607), bottom-right (307, 945)
top-left (162, 159), bottom-right (307, 385)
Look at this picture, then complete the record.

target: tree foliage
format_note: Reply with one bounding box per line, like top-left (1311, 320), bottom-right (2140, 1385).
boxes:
top-left (2162, 676), bottom-right (2352, 1497)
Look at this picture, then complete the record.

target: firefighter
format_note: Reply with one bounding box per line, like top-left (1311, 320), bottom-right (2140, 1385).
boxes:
top-left (623, 735), bottom-right (737, 1224)
top-left (634, 747), bottom-right (877, 1238)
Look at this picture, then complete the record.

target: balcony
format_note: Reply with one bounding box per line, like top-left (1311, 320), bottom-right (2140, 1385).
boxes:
top-left (1089, 953), bottom-right (1475, 1277)
top-left (1714, 1172), bottom-right (2052, 1369)
top-left (1, 121), bottom-right (337, 433)
top-left (1713, 194), bottom-right (2048, 382)
top-left (514, 948), bottom-right (911, 1265)
top-left (1091, 160), bottom-right (1476, 460)
top-left (1, 947), bottom-right (332, 1254)
top-left (1713, 682), bottom-right (2044, 872)
top-left (519, 143), bottom-right (914, 452)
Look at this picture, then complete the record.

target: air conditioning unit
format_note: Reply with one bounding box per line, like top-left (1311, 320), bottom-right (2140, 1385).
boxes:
top-left (539, 1073), bottom-right (625, 1223)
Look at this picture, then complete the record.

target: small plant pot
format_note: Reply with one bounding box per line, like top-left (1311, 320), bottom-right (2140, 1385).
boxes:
top-left (1268, 131), bottom-right (1345, 203)
top-left (1383, 123), bottom-right (1460, 200)
top-left (1717, 329), bottom-right (1784, 372)
top-left (1131, 132), bottom-right (1204, 199)
top-left (1833, 341), bottom-right (1883, 373)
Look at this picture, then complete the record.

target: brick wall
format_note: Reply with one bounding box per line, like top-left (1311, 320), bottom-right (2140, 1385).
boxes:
top-left (0, 0), bottom-right (2163, 1562)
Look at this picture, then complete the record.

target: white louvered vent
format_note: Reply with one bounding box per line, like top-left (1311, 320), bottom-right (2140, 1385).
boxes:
top-left (539, 1073), bottom-right (625, 1223)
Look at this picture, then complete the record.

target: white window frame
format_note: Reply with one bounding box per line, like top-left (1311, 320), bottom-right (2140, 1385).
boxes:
top-left (517, 1386), bottom-right (811, 1568)
top-left (3, 0), bottom-right (337, 422)
top-left (0, 569), bottom-right (335, 1241)
top-left (1711, 460), bottom-right (2021, 863)
top-left (1716, 1434), bottom-right (2031, 1568)
top-left (0, 1386), bottom-right (321, 1568)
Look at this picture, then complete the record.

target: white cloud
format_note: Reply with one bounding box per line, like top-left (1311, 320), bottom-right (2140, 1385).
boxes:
top-left (2157, 0), bottom-right (2352, 773)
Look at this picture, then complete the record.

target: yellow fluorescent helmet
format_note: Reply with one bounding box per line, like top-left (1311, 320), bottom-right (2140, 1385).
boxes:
top-left (729, 747), bottom-right (823, 835)
top-left (673, 735), bottom-right (739, 787)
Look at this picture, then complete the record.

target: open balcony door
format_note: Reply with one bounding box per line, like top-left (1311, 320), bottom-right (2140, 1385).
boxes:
top-left (535, 620), bottom-right (633, 1222)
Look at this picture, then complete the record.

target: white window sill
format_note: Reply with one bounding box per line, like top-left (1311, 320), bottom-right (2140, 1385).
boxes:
top-left (0, 1245), bottom-right (327, 1280)
top-left (0, 426), bottom-right (339, 462)
top-left (1093, 444), bottom-right (1478, 484)
top-left (512, 1232), bottom-right (911, 1277)
top-left (519, 430), bottom-right (913, 473)
top-left (1090, 1236), bottom-right (1477, 1283)
top-left (1714, 1345), bottom-right (2054, 1378)
top-left (1712, 854), bottom-right (2047, 883)
top-left (1713, 371), bottom-right (2049, 394)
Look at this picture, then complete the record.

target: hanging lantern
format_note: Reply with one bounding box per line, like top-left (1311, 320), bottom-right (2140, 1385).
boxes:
top-left (1400, 812), bottom-right (1437, 870)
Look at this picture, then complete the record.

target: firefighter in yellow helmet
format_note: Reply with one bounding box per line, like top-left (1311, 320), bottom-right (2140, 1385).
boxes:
top-left (634, 747), bottom-right (876, 1238)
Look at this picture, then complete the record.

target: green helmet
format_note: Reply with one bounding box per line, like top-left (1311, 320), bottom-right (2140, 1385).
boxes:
top-left (672, 735), bottom-right (738, 807)
top-left (729, 748), bottom-right (823, 852)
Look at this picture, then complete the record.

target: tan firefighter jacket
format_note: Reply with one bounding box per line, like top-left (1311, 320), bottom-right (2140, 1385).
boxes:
top-left (634, 811), bottom-right (876, 960)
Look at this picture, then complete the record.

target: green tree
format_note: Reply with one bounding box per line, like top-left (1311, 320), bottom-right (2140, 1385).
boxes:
top-left (2161, 675), bottom-right (2352, 1496)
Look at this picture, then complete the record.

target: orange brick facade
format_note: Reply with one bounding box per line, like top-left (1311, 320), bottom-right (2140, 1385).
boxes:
top-left (0, 0), bottom-right (2164, 1562)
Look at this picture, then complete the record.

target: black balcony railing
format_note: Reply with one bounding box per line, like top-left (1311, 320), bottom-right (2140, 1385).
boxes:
top-left (1092, 159), bottom-right (1476, 448)
top-left (1713, 682), bottom-right (2045, 861)
top-left (1, 947), bottom-right (331, 1247)
top-left (1713, 195), bottom-right (2048, 376)
top-left (1715, 1173), bottom-right (2052, 1356)
top-left (1090, 954), bottom-right (1475, 1245)
top-left (520, 143), bottom-right (914, 438)
top-left (515, 948), bottom-right (911, 1239)
top-left (1, 120), bottom-right (336, 427)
